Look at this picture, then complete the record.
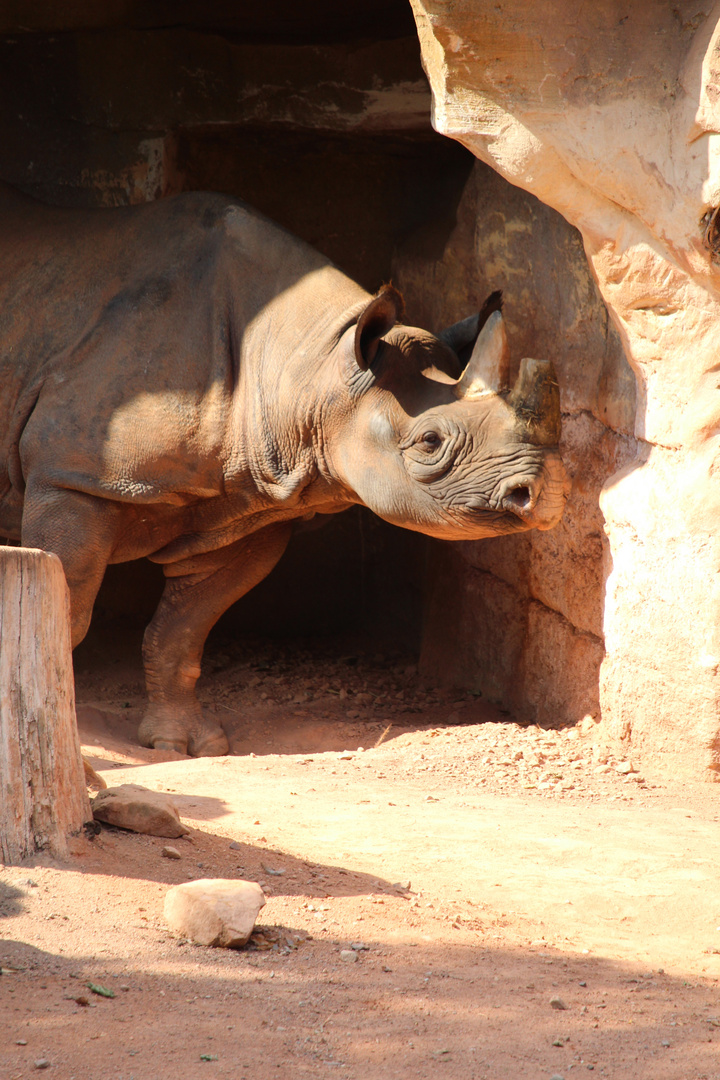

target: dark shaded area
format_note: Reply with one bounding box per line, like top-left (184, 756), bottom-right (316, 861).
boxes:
top-left (0, 881), bottom-right (27, 918)
top-left (1, 928), bottom-right (716, 1078)
top-left (0, 0), bottom-right (417, 43)
top-left (0, 3), bottom-right (476, 651)
top-left (168, 128), bottom-right (474, 292)
top-left (92, 506), bottom-right (430, 648)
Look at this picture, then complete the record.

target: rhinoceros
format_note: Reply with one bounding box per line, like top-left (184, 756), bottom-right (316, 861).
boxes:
top-left (0, 182), bottom-right (569, 756)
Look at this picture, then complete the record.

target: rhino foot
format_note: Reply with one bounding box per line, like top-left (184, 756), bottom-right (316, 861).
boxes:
top-left (187, 728), bottom-right (230, 757)
top-left (138, 708), bottom-right (229, 758)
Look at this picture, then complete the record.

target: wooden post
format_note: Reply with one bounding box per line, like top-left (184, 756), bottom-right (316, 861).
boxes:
top-left (0, 546), bottom-right (90, 864)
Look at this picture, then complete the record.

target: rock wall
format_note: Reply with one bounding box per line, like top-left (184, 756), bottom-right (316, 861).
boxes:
top-left (411, 0), bottom-right (720, 779)
top-left (394, 161), bottom-right (636, 727)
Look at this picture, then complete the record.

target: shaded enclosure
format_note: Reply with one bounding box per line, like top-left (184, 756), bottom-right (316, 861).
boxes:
top-left (0, 1), bottom-right (630, 735)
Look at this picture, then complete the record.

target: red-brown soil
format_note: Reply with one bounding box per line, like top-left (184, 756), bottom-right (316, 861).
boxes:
top-left (2, 631), bottom-right (719, 1080)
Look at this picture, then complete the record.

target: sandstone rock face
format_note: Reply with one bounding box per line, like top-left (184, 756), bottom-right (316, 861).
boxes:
top-left (91, 784), bottom-right (189, 837)
top-left (410, 0), bottom-right (720, 778)
top-left (164, 880), bottom-right (266, 948)
top-left (394, 162), bottom-right (636, 728)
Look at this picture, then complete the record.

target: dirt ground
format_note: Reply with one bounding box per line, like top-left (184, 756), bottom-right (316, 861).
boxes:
top-left (2, 628), bottom-right (720, 1080)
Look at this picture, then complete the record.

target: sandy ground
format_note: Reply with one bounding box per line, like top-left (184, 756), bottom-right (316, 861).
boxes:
top-left (1, 630), bottom-right (720, 1080)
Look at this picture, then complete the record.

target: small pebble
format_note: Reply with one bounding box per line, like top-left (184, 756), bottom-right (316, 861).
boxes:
top-left (661, 1040), bottom-right (671, 1048)
top-left (550, 996), bottom-right (568, 1010)
top-left (162, 846), bottom-right (182, 860)
top-left (15, 1039), bottom-right (27, 1046)
top-left (340, 949), bottom-right (358, 963)
top-left (350, 942), bottom-right (370, 951)
top-left (549, 1074), bottom-right (565, 1080)
top-left (393, 880), bottom-right (411, 890)
top-left (34, 1061), bottom-right (50, 1070)
top-left (229, 841), bottom-right (242, 851)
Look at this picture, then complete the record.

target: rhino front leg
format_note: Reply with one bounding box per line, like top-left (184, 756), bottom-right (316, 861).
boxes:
top-left (139, 523), bottom-right (293, 757)
top-left (20, 485), bottom-right (122, 647)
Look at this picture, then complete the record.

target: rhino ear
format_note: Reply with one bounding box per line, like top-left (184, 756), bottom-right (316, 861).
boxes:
top-left (439, 290), bottom-right (503, 364)
top-left (354, 285), bottom-right (404, 371)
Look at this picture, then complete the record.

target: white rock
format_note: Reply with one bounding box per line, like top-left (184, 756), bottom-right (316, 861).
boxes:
top-left (164, 879), bottom-right (266, 948)
top-left (92, 784), bottom-right (188, 838)
top-left (340, 949), bottom-right (359, 962)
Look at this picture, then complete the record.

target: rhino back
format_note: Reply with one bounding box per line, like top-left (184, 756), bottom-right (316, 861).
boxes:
top-left (0, 186), bottom-right (356, 515)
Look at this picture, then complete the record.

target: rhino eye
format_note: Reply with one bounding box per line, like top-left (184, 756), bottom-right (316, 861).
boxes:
top-left (418, 431), bottom-right (442, 449)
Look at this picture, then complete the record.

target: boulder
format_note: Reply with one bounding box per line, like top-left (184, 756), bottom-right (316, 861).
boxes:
top-left (91, 784), bottom-right (188, 837)
top-left (164, 879), bottom-right (266, 948)
top-left (410, 0), bottom-right (720, 779)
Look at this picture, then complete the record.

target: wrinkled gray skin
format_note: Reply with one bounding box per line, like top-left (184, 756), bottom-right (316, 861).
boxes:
top-left (0, 183), bottom-right (569, 756)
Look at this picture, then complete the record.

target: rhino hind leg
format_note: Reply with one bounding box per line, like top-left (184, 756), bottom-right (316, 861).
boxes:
top-left (140, 523), bottom-right (293, 757)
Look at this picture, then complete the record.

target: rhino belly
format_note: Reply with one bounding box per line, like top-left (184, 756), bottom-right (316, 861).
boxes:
top-left (0, 487), bottom-right (22, 538)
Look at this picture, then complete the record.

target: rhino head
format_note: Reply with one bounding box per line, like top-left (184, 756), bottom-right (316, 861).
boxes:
top-left (331, 286), bottom-right (569, 540)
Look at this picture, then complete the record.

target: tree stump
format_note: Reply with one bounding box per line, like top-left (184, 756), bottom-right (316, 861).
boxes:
top-left (0, 546), bottom-right (90, 864)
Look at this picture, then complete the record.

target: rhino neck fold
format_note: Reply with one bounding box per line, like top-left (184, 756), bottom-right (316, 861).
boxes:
top-left (224, 265), bottom-right (368, 514)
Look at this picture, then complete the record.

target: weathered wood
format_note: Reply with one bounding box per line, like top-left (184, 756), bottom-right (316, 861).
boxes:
top-left (0, 546), bottom-right (90, 864)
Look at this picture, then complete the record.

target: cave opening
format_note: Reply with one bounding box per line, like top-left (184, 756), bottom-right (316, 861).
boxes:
top-left (0, 2), bottom-right (478, 681)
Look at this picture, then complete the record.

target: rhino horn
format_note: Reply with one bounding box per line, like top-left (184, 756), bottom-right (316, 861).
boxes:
top-left (508, 358), bottom-right (561, 446)
top-left (453, 309), bottom-right (510, 399)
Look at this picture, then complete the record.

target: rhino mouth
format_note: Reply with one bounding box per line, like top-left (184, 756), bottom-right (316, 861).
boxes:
top-left (417, 504), bottom-right (542, 541)
top-left (461, 504), bottom-right (539, 532)
top-left (449, 473), bottom-right (541, 518)
top-left (454, 461), bottom-right (568, 533)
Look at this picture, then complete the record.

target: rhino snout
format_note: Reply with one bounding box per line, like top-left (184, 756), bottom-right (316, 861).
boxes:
top-left (498, 477), bottom-right (539, 515)
top-left (497, 453), bottom-right (570, 530)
